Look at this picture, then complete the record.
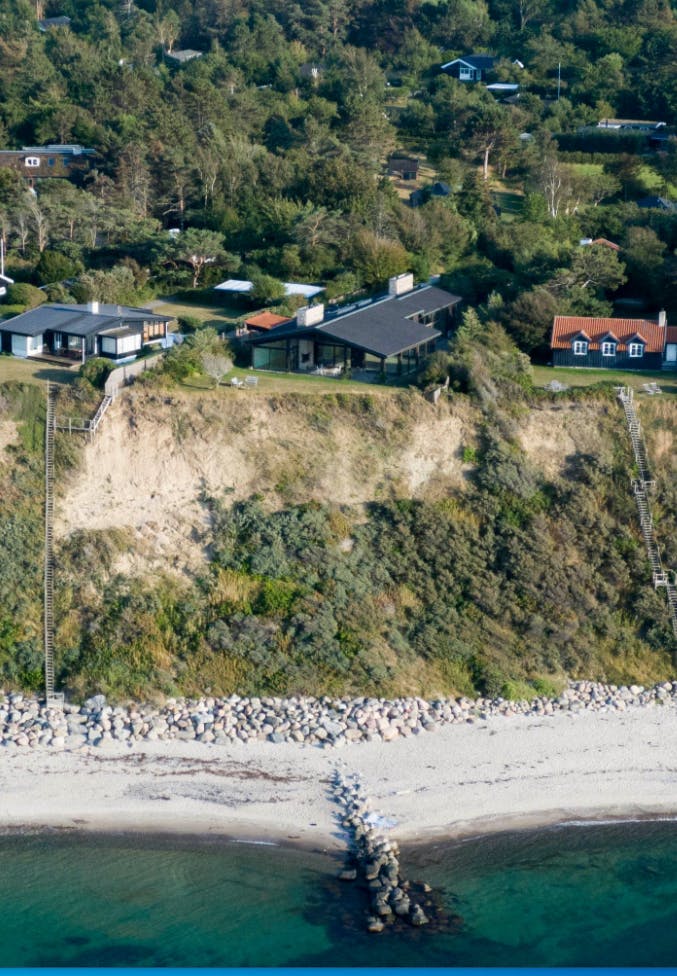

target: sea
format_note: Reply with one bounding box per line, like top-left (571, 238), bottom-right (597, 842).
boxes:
top-left (0, 819), bottom-right (676, 967)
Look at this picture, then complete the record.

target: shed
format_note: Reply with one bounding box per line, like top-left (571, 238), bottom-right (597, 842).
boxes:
top-left (387, 154), bottom-right (420, 180)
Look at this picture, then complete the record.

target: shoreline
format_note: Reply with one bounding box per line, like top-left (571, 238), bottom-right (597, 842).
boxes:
top-left (0, 704), bottom-right (676, 853)
top-left (1, 805), bottom-right (676, 851)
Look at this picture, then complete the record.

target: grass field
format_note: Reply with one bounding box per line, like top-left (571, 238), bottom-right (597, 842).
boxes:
top-left (0, 356), bottom-right (77, 387)
top-left (149, 294), bottom-right (244, 333)
top-left (489, 173), bottom-right (524, 222)
top-left (492, 188), bottom-right (523, 220)
top-left (570, 162), bottom-right (604, 177)
top-left (532, 364), bottom-right (677, 395)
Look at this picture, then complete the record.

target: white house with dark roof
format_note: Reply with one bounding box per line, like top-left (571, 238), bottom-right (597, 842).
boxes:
top-left (0, 302), bottom-right (173, 362)
top-left (440, 55), bottom-right (496, 81)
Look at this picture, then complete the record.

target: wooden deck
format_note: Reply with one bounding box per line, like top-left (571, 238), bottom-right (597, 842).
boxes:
top-left (27, 353), bottom-right (81, 368)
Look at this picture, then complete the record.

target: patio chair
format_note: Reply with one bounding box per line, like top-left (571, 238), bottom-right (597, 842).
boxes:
top-left (230, 376), bottom-right (244, 388)
top-left (244, 376), bottom-right (258, 388)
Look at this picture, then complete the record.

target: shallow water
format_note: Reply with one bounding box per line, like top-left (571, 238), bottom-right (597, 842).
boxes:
top-left (0, 819), bottom-right (676, 966)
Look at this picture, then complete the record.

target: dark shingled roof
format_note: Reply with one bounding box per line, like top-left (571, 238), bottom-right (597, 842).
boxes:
top-left (250, 283), bottom-right (461, 359)
top-left (38, 15), bottom-right (71, 29)
top-left (0, 303), bottom-right (171, 338)
top-left (441, 54), bottom-right (496, 71)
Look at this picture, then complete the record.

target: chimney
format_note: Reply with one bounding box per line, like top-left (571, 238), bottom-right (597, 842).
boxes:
top-left (658, 309), bottom-right (667, 328)
top-left (296, 303), bottom-right (324, 327)
top-left (388, 272), bottom-right (414, 296)
top-left (89, 300), bottom-right (100, 314)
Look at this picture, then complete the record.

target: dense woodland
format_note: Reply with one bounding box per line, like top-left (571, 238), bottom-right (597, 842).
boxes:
top-left (0, 0), bottom-right (675, 355)
top-left (1, 0), bottom-right (677, 700)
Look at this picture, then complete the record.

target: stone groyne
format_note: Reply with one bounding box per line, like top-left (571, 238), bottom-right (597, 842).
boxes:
top-left (332, 769), bottom-right (434, 932)
top-left (0, 679), bottom-right (675, 750)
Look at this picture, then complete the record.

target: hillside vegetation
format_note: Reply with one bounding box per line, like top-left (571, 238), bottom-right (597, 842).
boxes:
top-left (1, 335), bottom-right (676, 702)
top-left (0, 0), bottom-right (675, 351)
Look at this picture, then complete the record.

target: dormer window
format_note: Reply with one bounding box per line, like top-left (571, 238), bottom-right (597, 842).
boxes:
top-left (24, 157), bottom-right (40, 168)
top-left (573, 339), bottom-right (588, 355)
top-left (601, 341), bottom-right (616, 357)
top-left (628, 342), bottom-right (644, 358)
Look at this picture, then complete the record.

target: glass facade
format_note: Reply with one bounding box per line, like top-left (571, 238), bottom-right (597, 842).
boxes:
top-left (315, 342), bottom-right (348, 367)
top-left (253, 341), bottom-right (290, 371)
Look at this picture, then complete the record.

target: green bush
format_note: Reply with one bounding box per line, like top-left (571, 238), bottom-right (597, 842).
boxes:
top-left (5, 282), bottom-right (47, 309)
top-left (79, 358), bottom-right (115, 390)
top-left (34, 250), bottom-right (82, 286)
top-left (178, 315), bottom-right (201, 333)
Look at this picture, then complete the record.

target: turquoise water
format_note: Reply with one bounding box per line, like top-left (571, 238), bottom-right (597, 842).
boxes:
top-left (0, 820), bottom-right (676, 966)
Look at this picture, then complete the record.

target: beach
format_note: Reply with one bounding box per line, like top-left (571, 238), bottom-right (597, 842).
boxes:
top-left (1, 703), bottom-right (676, 847)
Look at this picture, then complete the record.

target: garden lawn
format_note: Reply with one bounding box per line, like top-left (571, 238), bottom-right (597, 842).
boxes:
top-left (0, 357), bottom-right (76, 387)
top-left (180, 368), bottom-right (407, 395)
top-left (532, 364), bottom-right (677, 395)
top-left (149, 295), bottom-right (244, 334)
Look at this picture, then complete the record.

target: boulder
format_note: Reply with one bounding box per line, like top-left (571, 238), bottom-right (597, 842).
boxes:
top-left (410, 904), bottom-right (429, 926)
top-left (366, 916), bottom-right (385, 934)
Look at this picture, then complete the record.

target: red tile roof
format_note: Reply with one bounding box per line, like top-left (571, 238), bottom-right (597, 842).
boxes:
top-left (243, 312), bottom-right (292, 331)
top-left (551, 316), bottom-right (667, 354)
top-left (666, 326), bottom-right (677, 344)
top-left (591, 238), bottom-right (621, 251)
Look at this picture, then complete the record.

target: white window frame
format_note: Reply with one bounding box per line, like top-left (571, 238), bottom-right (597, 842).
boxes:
top-left (24, 157), bottom-right (40, 168)
top-left (573, 340), bottom-right (588, 355)
top-left (601, 341), bottom-right (616, 357)
top-left (628, 342), bottom-right (644, 358)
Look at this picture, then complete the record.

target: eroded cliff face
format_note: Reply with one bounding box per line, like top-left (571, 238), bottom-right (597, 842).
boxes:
top-left (55, 388), bottom-right (627, 578)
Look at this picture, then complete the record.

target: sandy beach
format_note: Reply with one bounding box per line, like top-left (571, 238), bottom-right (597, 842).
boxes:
top-left (0, 704), bottom-right (675, 849)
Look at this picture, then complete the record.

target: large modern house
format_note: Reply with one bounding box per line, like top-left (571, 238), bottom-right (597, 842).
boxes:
top-left (551, 312), bottom-right (677, 370)
top-left (0, 302), bottom-right (173, 362)
top-left (248, 275), bottom-right (461, 377)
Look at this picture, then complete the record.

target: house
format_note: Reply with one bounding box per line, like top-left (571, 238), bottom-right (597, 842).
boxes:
top-left (597, 119), bottom-right (666, 132)
top-left (249, 274), bottom-right (461, 378)
top-left (0, 301), bottom-right (172, 363)
top-left (486, 83), bottom-right (520, 98)
top-left (551, 311), bottom-right (672, 370)
top-left (637, 196), bottom-right (676, 211)
top-left (239, 311), bottom-right (292, 336)
top-left (214, 279), bottom-right (324, 299)
top-left (37, 15), bottom-right (71, 30)
top-left (440, 55), bottom-right (496, 81)
top-left (579, 238), bottom-right (621, 251)
top-left (0, 144), bottom-right (96, 187)
top-left (165, 49), bottom-right (203, 65)
top-left (387, 154), bottom-right (420, 180)
top-left (409, 181), bottom-right (451, 207)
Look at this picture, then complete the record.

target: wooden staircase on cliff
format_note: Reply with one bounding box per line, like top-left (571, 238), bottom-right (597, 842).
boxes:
top-left (617, 386), bottom-right (677, 654)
